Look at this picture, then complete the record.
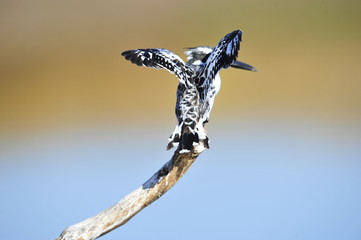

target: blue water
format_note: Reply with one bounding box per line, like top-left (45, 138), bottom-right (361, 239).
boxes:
top-left (1, 119), bottom-right (360, 240)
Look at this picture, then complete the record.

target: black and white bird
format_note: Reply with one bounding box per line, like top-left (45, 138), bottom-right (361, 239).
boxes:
top-left (121, 30), bottom-right (256, 153)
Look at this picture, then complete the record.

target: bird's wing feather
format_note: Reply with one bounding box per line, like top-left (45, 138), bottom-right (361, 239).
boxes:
top-left (196, 30), bottom-right (242, 97)
top-left (121, 48), bottom-right (193, 84)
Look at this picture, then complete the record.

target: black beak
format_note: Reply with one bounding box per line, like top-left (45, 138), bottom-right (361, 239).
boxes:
top-left (231, 61), bottom-right (257, 72)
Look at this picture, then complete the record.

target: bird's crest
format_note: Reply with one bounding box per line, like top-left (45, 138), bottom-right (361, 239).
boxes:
top-left (183, 46), bottom-right (213, 65)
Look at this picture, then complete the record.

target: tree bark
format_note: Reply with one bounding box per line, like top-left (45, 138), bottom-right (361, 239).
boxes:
top-left (55, 145), bottom-right (205, 240)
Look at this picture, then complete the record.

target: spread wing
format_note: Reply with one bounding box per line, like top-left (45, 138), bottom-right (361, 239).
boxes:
top-left (121, 48), bottom-right (193, 85)
top-left (196, 30), bottom-right (242, 93)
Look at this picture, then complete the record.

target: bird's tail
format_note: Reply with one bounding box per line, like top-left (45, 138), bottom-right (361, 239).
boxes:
top-left (179, 125), bottom-right (199, 153)
top-left (167, 121), bottom-right (209, 153)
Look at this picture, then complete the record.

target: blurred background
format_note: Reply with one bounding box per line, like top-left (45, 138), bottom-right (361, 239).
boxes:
top-left (1, 0), bottom-right (361, 239)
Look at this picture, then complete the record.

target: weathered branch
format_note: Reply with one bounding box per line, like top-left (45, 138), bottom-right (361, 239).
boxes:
top-left (56, 145), bottom-right (205, 240)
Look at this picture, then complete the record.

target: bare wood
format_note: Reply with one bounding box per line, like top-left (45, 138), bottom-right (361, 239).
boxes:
top-left (56, 145), bottom-right (205, 240)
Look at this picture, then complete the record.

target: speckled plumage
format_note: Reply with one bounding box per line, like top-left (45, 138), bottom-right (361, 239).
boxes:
top-left (121, 30), bottom-right (254, 152)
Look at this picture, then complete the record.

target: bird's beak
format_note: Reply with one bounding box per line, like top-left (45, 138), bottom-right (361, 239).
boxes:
top-left (231, 61), bottom-right (257, 72)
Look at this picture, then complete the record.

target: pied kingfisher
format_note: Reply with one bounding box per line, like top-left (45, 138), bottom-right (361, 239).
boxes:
top-left (121, 30), bottom-right (256, 153)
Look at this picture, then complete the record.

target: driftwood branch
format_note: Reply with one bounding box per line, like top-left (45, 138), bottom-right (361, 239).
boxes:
top-left (56, 144), bottom-right (205, 240)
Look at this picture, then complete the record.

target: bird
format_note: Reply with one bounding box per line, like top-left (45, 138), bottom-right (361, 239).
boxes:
top-left (121, 30), bottom-right (256, 153)
top-left (184, 44), bottom-right (257, 126)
